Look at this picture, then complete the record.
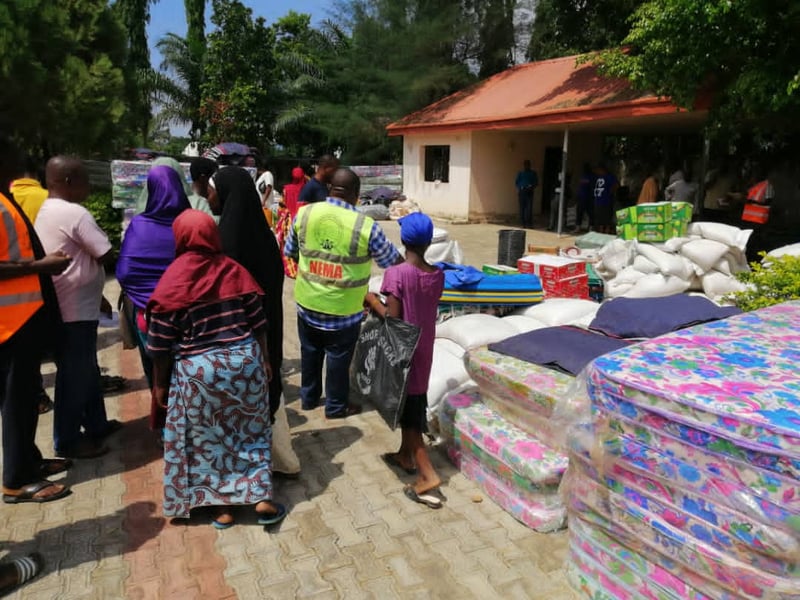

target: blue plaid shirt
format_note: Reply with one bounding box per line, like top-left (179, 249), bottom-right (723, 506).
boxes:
top-left (285, 197), bottom-right (399, 331)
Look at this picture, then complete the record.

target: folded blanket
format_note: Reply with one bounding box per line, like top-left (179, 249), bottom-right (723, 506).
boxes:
top-left (589, 294), bottom-right (741, 339)
top-left (488, 326), bottom-right (631, 375)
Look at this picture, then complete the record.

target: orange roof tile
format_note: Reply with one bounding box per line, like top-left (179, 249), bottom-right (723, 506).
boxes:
top-left (387, 54), bottom-right (702, 136)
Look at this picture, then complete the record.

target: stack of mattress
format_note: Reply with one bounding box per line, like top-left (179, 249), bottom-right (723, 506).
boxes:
top-left (566, 302), bottom-right (800, 599)
top-left (439, 347), bottom-right (575, 532)
top-left (438, 271), bottom-right (544, 322)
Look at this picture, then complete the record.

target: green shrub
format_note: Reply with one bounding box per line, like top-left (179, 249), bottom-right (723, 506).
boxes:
top-left (84, 191), bottom-right (122, 254)
top-left (726, 252), bottom-right (800, 311)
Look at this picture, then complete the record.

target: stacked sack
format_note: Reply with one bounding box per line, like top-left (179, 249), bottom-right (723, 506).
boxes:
top-left (564, 302), bottom-right (800, 600)
top-left (434, 302), bottom-right (600, 532)
top-left (596, 221), bottom-right (752, 302)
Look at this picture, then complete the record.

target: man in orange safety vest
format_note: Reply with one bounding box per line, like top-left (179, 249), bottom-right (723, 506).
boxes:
top-left (0, 137), bottom-right (73, 504)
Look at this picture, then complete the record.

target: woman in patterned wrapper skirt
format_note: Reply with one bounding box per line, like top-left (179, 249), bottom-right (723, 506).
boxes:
top-left (146, 210), bottom-right (286, 529)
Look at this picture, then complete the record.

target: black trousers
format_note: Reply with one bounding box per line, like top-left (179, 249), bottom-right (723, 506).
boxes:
top-left (0, 310), bottom-right (46, 488)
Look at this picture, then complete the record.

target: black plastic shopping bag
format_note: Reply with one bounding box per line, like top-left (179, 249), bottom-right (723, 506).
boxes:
top-left (350, 314), bottom-right (421, 430)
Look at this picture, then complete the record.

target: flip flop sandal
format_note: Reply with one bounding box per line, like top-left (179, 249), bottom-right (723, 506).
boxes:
top-left (39, 458), bottom-right (73, 477)
top-left (257, 502), bottom-right (287, 526)
top-left (0, 552), bottom-right (44, 595)
top-left (403, 485), bottom-right (443, 509)
top-left (381, 453), bottom-right (417, 475)
top-left (211, 511), bottom-right (235, 530)
top-left (2, 480), bottom-right (71, 504)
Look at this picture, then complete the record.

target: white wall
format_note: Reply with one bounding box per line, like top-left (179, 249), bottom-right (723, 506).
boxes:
top-left (469, 130), bottom-right (562, 221)
top-left (401, 129), bottom-right (605, 222)
top-left (401, 132), bottom-right (473, 221)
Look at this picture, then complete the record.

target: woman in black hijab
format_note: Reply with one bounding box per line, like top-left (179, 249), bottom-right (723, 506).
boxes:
top-left (208, 167), bottom-right (284, 420)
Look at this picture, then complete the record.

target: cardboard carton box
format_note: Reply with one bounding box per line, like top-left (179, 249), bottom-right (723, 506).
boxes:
top-left (517, 254), bottom-right (586, 280)
top-left (526, 244), bottom-right (560, 256)
top-left (616, 202), bottom-right (673, 225)
top-left (616, 222), bottom-right (668, 243)
top-left (542, 274), bottom-right (589, 299)
top-left (670, 202), bottom-right (693, 224)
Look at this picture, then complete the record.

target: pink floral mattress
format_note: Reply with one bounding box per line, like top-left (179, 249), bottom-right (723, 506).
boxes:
top-left (568, 517), bottom-right (731, 600)
top-left (568, 473), bottom-right (800, 599)
top-left (589, 302), bottom-right (800, 455)
top-left (465, 347), bottom-right (575, 424)
top-left (449, 448), bottom-right (566, 533)
top-left (439, 391), bottom-right (568, 488)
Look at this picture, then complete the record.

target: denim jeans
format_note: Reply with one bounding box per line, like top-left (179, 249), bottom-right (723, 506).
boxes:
top-left (54, 321), bottom-right (109, 452)
top-left (297, 316), bottom-right (361, 418)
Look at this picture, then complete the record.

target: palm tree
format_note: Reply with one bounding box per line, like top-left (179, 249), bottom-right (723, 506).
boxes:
top-left (151, 32), bottom-right (206, 139)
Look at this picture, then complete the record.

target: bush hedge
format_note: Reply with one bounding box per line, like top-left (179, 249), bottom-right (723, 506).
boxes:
top-left (727, 252), bottom-right (800, 311)
top-left (84, 191), bottom-right (122, 254)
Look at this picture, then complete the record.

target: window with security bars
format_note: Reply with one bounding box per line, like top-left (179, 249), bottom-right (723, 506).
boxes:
top-left (424, 145), bottom-right (450, 182)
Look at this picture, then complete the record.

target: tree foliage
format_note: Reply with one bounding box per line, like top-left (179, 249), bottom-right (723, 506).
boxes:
top-left (598, 0), bottom-right (800, 133)
top-left (0, 0), bottom-right (130, 156)
top-left (115, 0), bottom-right (155, 144)
top-left (528, 0), bottom-right (645, 61)
top-left (201, 0), bottom-right (277, 146)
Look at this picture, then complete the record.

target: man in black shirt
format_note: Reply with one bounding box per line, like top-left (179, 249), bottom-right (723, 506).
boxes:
top-left (298, 155), bottom-right (340, 205)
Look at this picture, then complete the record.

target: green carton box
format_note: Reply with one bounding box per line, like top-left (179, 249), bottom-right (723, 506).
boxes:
top-left (669, 220), bottom-right (688, 238)
top-left (616, 202), bottom-right (673, 225)
top-left (670, 202), bottom-right (692, 224)
top-left (616, 206), bottom-right (634, 225)
top-left (617, 222), bottom-right (668, 243)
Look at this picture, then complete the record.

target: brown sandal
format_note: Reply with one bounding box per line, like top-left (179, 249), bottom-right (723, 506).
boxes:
top-left (2, 480), bottom-right (71, 504)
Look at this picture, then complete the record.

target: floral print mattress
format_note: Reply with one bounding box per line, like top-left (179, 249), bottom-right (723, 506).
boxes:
top-left (449, 448), bottom-right (566, 533)
top-left (439, 390), bottom-right (568, 488)
top-left (568, 303), bottom-right (800, 600)
top-left (589, 302), bottom-right (800, 455)
top-left (465, 347), bottom-right (575, 421)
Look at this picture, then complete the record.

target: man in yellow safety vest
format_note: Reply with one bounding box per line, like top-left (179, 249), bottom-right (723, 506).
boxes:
top-left (285, 168), bottom-right (401, 419)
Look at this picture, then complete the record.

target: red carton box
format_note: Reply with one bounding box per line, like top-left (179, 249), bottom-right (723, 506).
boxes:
top-left (542, 274), bottom-right (589, 299)
top-left (517, 254), bottom-right (586, 281)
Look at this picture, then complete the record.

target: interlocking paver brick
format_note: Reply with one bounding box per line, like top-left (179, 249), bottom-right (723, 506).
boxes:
top-left (2, 224), bottom-right (582, 599)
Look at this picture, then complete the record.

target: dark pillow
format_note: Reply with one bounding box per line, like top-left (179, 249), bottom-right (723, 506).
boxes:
top-left (589, 294), bottom-right (741, 339)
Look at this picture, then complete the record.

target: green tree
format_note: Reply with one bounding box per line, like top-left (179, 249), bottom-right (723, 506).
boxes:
top-left (201, 0), bottom-right (278, 147)
top-left (0, 0), bottom-right (130, 156)
top-left (467, 0), bottom-right (516, 78)
top-left (309, 0), bottom-right (474, 163)
top-left (527, 0), bottom-right (644, 61)
top-left (151, 0), bottom-right (207, 140)
top-left (115, 0), bottom-right (156, 144)
top-left (598, 0), bottom-right (800, 133)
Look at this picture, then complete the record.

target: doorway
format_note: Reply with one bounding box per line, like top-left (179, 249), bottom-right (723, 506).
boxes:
top-left (541, 146), bottom-right (562, 216)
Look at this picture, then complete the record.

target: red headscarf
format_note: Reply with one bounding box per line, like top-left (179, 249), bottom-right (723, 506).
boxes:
top-left (147, 209), bottom-right (263, 314)
top-left (282, 167), bottom-right (306, 218)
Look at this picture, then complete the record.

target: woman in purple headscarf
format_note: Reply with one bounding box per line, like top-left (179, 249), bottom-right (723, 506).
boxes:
top-left (116, 166), bottom-right (190, 428)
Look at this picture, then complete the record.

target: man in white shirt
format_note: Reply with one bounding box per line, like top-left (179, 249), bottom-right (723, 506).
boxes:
top-left (34, 157), bottom-right (120, 459)
top-left (256, 165), bottom-right (274, 209)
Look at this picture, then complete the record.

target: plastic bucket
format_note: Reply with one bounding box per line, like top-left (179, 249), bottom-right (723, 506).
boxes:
top-left (497, 229), bottom-right (526, 267)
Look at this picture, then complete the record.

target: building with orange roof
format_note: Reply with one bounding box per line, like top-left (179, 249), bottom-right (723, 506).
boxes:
top-left (387, 54), bottom-right (708, 225)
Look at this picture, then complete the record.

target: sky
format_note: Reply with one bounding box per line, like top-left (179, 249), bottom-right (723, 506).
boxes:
top-left (148, 0), bottom-right (332, 66)
top-left (147, 1), bottom-right (332, 135)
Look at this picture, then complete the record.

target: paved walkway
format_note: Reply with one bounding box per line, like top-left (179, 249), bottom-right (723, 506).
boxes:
top-left (1, 222), bottom-right (579, 599)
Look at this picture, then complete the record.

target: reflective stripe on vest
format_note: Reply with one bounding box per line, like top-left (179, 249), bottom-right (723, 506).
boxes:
top-left (294, 202), bottom-right (374, 316)
top-left (0, 193), bottom-right (43, 343)
top-left (742, 203), bottom-right (770, 224)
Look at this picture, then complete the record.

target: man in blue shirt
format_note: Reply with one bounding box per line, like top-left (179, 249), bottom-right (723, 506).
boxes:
top-left (298, 155), bottom-right (340, 205)
top-left (515, 159), bottom-right (538, 228)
